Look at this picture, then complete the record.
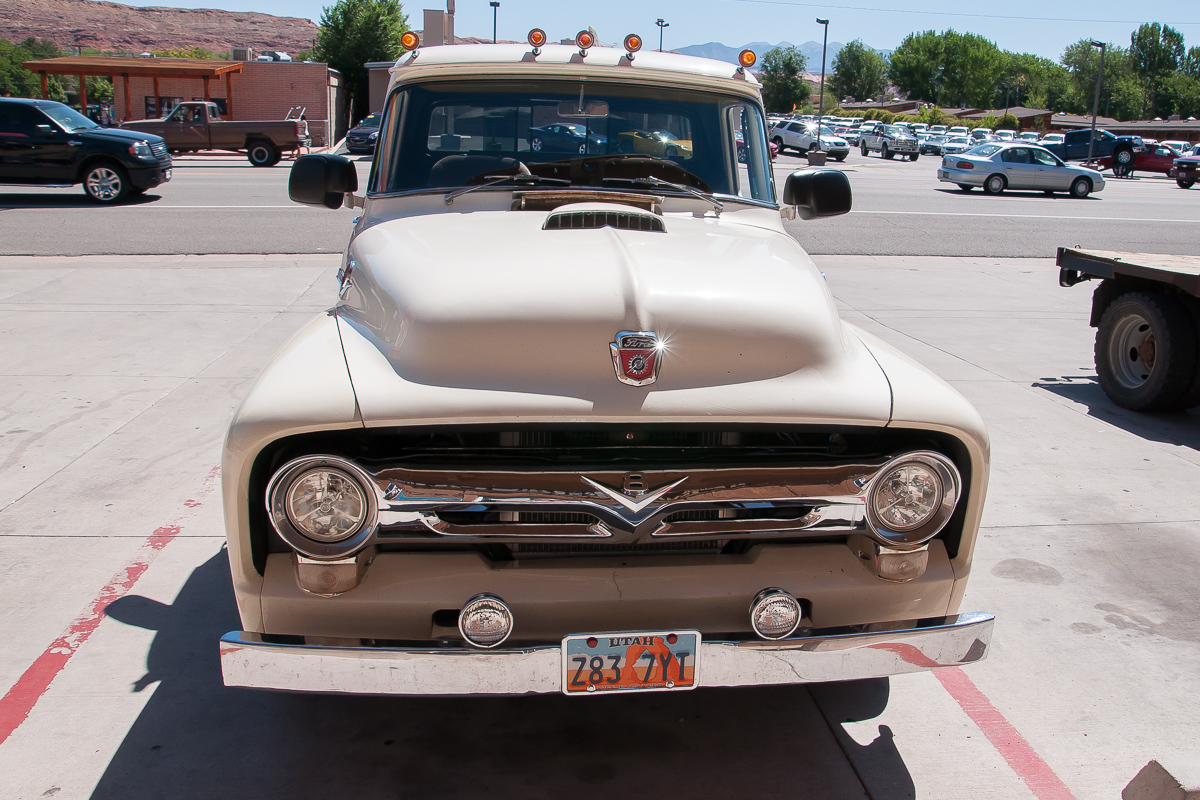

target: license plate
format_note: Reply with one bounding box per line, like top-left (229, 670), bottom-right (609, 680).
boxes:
top-left (561, 631), bottom-right (700, 695)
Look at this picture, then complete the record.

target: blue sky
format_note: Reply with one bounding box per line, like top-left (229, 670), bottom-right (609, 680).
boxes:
top-left (118, 0), bottom-right (1200, 60)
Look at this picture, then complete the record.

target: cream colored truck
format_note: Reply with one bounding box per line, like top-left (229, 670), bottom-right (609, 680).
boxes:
top-left (121, 101), bottom-right (309, 166)
top-left (218, 33), bottom-right (994, 696)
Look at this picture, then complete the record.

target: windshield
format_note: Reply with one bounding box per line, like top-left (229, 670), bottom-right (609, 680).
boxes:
top-left (882, 125), bottom-right (909, 136)
top-left (357, 113), bottom-right (381, 128)
top-left (374, 80), bottom-right (774, 203)
top-left (40, 102), bottom-right (100, 132)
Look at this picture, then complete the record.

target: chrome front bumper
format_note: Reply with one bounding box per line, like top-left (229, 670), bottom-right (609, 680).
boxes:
top-left (220, 612), bottom-right (993, 696)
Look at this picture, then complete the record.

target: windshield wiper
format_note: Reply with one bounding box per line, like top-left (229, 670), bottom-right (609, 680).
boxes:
top-left (443, 162), bottom-right (569, 205)
top-left (602, 175), bottom-right (724, 215)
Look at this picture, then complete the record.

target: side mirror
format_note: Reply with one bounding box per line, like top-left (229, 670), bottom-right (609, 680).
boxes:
top-left (289, 154), bottom-right (358, 209)
top-left (783, 169), bottom-right (852, 220)
top-left (35, 124), bottom-right (55, 138)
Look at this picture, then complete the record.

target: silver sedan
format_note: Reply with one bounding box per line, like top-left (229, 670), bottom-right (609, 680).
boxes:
top-left (937, 143), bottom-right (1106, 197)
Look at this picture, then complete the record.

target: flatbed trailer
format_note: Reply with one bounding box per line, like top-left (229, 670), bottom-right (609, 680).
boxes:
top-left (1058, 247), bottom-right (1200, 411)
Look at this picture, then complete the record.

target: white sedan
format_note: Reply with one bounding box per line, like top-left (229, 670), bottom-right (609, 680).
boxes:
top-left (937, 142), bottom-right (1105, 197)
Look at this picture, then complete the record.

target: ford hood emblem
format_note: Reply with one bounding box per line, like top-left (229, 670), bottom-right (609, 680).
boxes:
top-left (610, 331), bottom-right (662, 386)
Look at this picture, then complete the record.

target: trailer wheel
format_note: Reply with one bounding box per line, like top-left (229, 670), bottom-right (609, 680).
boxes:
top-left (1095, 292), bottom-right (1197, 411)
top-left (247, 141), bottom-right (277, 167)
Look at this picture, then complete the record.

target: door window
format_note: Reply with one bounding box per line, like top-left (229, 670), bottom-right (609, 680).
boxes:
top-left (1001, 147), bottom-right (1032, 164)
top-left (0, 105), bottom-right (45, 138)
top-left (1031, 148), bottom-right (1061, 166)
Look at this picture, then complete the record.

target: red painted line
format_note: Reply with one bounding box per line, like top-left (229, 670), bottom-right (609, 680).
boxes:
top-left (935, 667), bottom-right (1078, 800)
top-left (0, 466), bottom-right (220, 747)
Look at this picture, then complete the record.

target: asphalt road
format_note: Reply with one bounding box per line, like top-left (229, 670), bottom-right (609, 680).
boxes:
top-left (2, 149), bottom-right (1200, 257)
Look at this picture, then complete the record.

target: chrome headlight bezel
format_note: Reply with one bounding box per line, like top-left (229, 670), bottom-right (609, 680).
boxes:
top-left (266, 455), bottom-right (379, 559)
top-left (864, 451), bottom-right (961, 549)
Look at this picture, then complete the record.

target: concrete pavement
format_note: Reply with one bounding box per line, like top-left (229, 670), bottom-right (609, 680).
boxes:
top-left (0, 252), bottom-right (1196, 799)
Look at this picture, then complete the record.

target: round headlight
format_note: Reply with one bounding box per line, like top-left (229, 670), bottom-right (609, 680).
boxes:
top-left (285, 468), bottom-right (366, 542)
top-left (865, 452), bottom-right (961, 547)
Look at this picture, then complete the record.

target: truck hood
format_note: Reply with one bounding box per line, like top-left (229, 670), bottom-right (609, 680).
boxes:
top-left (83, 127), bottom-right (165, 145)
top-left (334, 205), bottom-right (893, 426)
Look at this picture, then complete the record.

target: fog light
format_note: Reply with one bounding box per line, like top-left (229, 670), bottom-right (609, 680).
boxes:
top-left (849, 535), bottom-right (930, 583)
top-left (459, 594), bottom-right (513, 648)
top-left (295, 552), bottom-right (371, 595)
top-left (749, 588), bottom-right (801, 640)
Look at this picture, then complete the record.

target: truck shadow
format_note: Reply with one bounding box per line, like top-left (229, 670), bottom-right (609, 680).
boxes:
top-left (1032, 374), bottom-right (1200, 449)
top-left (92, 551), bottom-right (916, 800)
top-left (0, 192), bottom-right (161, 209)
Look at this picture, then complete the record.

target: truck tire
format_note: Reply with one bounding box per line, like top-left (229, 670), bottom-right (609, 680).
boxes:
top-left (1178, 299), bottom-right (1200, 409)
top-left (1095, 292), bottom-right (1197, 411)
top-left (1070, 177), bottom-right (1091, 198)
top-left (860, 141), bottom-right (868, 157)
top-left (247, 141), bottom-right (278, 167)
top-left (1177, 179), bottom-right (1195, 189)
top-left (81, 162), bottom-right (131, 204)
top-left (983, 174), bottom-right (1006, 194)
top-left (909, 152), bottom-right (919, 161)
top-left (882, 143), bottom-right (892, 159)
top-left (772, 136), bottom-right (785, 153)
top-left (1114, 147), bottom-right (1134, 166)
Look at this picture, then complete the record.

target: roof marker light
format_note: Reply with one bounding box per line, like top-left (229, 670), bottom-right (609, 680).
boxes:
top-left (400, 31), bottom-right (420, 52)
top-left (576, 29), bottom-right (595, 57)
top-left (624, 33), bottom-right (642, 60)
top-left (527, 28), bottom-right (546, 54)
top-left (738, 49), bottom-right (757, 71)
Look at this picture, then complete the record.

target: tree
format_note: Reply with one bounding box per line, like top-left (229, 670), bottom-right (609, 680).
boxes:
top-left (0, 38), bottom-right (65, 100)
top-left (888, 30), bottom-right (943, 103)
top-left (830, 39), bottom-right (888, 102)
top-left (758, 46), bottom-right (810, 113)
top-left (316, 0), bottom-right (409, 126)
top-left (939, 31), bottom-right (1005, 107)
top-left (1129, 23), bottom-right (1185, 117)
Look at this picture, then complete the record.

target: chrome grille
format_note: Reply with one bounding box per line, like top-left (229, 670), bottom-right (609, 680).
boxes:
top-left (513, 540), bottom-right (725, 557)
top-left (149, 141), bottom-right (168, 159)
top-left (543, 210), bottom-right (665, 233)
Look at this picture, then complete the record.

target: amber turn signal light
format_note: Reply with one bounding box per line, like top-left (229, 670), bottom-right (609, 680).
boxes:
top-left (400, 31), bottom-right (420, 51)
top-left (576, 30), bottom-right (595, 49)
top-left (527, 28), bottom-right (547, 48)
top-left (738, 49), bottom-right (757, 68)
top-left (624, 34), bottom-right (643, 54)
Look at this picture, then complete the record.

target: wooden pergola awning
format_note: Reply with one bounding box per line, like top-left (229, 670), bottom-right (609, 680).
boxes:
top-left (22, 56), bottom-right (244, 121)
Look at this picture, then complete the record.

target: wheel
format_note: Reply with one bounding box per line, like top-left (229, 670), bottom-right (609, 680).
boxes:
top-left (1177, 179), bottom-right (1195, 189)
top-left (247, 141), bottom-right (278, 167)
top-left (737, 146), bottom-right (747, 163)
top-left (834, 153), bottom-right (847, 162)
top-left (530, 137), bottom-right (544, 152)
top-left (1095, 292), bottom-right (1197, 411)
top-left (1177, 300), bottom-right (1200, 409)
top-left (1114, 148), bottom-right (1134, 166)
top-left (860, 141), bottom-right (868, 157)
top-left (772, 136), bottom-right (784, 152)
top-left (909, 152), bottom-right (919, 161)
top-left (882, 143), bottom-right (892, 159)
top-left (957, 184), bottom-right (973, 191)
top-left (82, 162), bottom-right (130, 203)
top-left (578, 142), bottom-right (587, 155)
top-left (983, 174), bottom-right (1006, 194)
top-left (1070, 177), bottom-right (1091, 198)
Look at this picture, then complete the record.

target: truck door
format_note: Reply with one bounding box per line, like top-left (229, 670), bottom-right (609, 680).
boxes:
top-left (166, 104), bottom-right (209, 151)
top-left (0, 104), bottom-right (75, 183)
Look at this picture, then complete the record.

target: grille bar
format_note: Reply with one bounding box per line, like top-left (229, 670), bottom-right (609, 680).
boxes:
top-left (543, 210), bottom-right (665, 233)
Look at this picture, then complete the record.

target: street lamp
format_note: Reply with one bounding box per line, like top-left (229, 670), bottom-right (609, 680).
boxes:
top-left (490, 1), bottom-right (499, 44)
top-left (656, 19), bottom-right (669, 52)
top-left (816, 18), bottom-right (829, 153)
top-left (1087, 40), bottom-right (1106, 165)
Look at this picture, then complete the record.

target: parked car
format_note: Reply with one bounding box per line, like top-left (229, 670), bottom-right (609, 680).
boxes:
top-left (530, 122), bottom-right (607, 154)
top-left (860, 123), bottom-right (920, 160)
top-left (346, 111), bottom-right (382, 154)
top-left (928, 125), bottom-right (948, 135)
top-left (769, 121), bottom-right (848, 159)
top-left (1018, 131), bottom-right (1040, 142)
top-left (994, 129), bottom-right (1016, 141)
top-left (938, 142), bottom-right (1104, 197)
top-left (1040, 133), bottom-right (1065, 145)
top-left (1161, 139), bottom-right (1190, 153)
top-left (121, 101), bottom-right (310, 166)
top-left (941, 136), bottom-right (972, 155)
top-left (616, 128), bottom-right (691, 157)
top-left (1171, 152), bottom-right (1200, 188)
top-left (947, 126), bottom-right (969, 137)
top-left (970, 127), bottom-right (993, 141)
top-left (1038, 128), bottom-right (1143, 168)
top-left (219, 40), bottom-right (996, 699)
top-left (0, 97), bottom-right (172, 203)
top-left (1098, 143), bottom-right (1181, 176)
top-left (920, 135), bottom-right (948, 155)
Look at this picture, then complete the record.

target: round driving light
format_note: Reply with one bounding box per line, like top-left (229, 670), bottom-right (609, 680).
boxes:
top-left (400, 31), bottom-right (420, 51)
top-left (527, 28), bottom-right (547, 48)
top-left (624, 34), bottom-right (642, 53)
top-left (285, 467), bottom-right (367, 543)
top-left (576, 30), bottom-right (595, 50)
top-left (749, 588), bottom-right (801, 640)
top-left (872, 463), bottom-right (942, 532)
top-left (738, 49), bottom-right (757, 68)
top-left (459, 594), bottom-right (513, 648)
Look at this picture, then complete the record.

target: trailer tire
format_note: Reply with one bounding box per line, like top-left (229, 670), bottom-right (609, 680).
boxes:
top-left (1095, 292), bottom-right (1197, 411)
top-left (247, 141), bottom-right (278, 167)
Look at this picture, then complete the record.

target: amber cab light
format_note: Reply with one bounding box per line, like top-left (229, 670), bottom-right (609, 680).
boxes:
top-left (624, 34), bottom-right (643, 54)
top-left (738, 49), bottom-right (757, 68)
top-left (576, 30), bottom-right (595, 50)
top-left (956, 161), bottom-right (974, 169)
top-left (527, 28), bottom-right (547, 48)
top-left (400, 31), bottom-right (420, 51)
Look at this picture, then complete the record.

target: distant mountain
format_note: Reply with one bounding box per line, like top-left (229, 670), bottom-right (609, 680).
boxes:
top-left (677, 40), bottom-right (890, 72)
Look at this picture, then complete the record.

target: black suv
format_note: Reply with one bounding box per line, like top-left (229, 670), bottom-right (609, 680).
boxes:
top-left (345, 111), bottom-right (381, 154)
top-left (0, 98), bottom-right (172, 203)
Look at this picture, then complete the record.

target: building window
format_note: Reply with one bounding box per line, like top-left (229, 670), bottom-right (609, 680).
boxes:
top-left (145, 96), bottom-right (184, 118)
top-left (194, 97), bottom-right (227, 115)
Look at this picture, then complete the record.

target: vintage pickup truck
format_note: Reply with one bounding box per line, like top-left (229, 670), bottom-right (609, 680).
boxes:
top-left (121, 101), bottom-right (310, 166)
top-left (217, 31), bottom-right (994, 697)
top-left (1039, 128), bottom-right (1144, 170)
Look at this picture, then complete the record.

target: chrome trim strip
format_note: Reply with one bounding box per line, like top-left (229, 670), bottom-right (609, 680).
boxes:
top-left (220, 613), bottom-right (993, 695)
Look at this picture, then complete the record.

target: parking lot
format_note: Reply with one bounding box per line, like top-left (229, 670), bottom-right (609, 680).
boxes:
top-left (0, 147), bottom-right (1197, 799)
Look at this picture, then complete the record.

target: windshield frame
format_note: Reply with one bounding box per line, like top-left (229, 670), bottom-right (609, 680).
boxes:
top-left (368, 77), bottom-right (778, 208)
top-left (39, 101), bottom-right (101, 133)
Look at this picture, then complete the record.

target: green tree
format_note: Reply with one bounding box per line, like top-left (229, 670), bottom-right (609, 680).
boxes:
top-left (1061, 39), bottom-right (1135, 118)
top-left (1129, 23), bottom-right (1185, 117)
top-left (888, 30), bottom-right (943, 103)
top-left (939, 31), bottom-right (1005, 107)
top-left (758, 46), bottom-right (810, 113)
top-left (316, 0), bottom-right (409, 125)
top-left (0, 38), bottom-right (66, 100)
top-left (830, 39), bottom-right (888, 102)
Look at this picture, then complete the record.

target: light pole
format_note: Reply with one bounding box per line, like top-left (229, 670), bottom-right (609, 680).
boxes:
top-left (1087, 40), bottom-right (1106, 165)
top-left (490, 1), bottom-right (499, 43)
top-left (816, 18), bottom-right (828, 152)
top-left (656, 19), bottom-right (669, 52)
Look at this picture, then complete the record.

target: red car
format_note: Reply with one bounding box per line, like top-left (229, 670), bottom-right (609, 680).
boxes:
top-left (1099, 143), bottom-right (1181, 176)
top-left (735, 131), bottom-right (779, 161)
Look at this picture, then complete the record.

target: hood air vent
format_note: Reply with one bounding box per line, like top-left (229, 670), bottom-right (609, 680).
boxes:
top-left (543, 209), bottom-right (666, 233)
